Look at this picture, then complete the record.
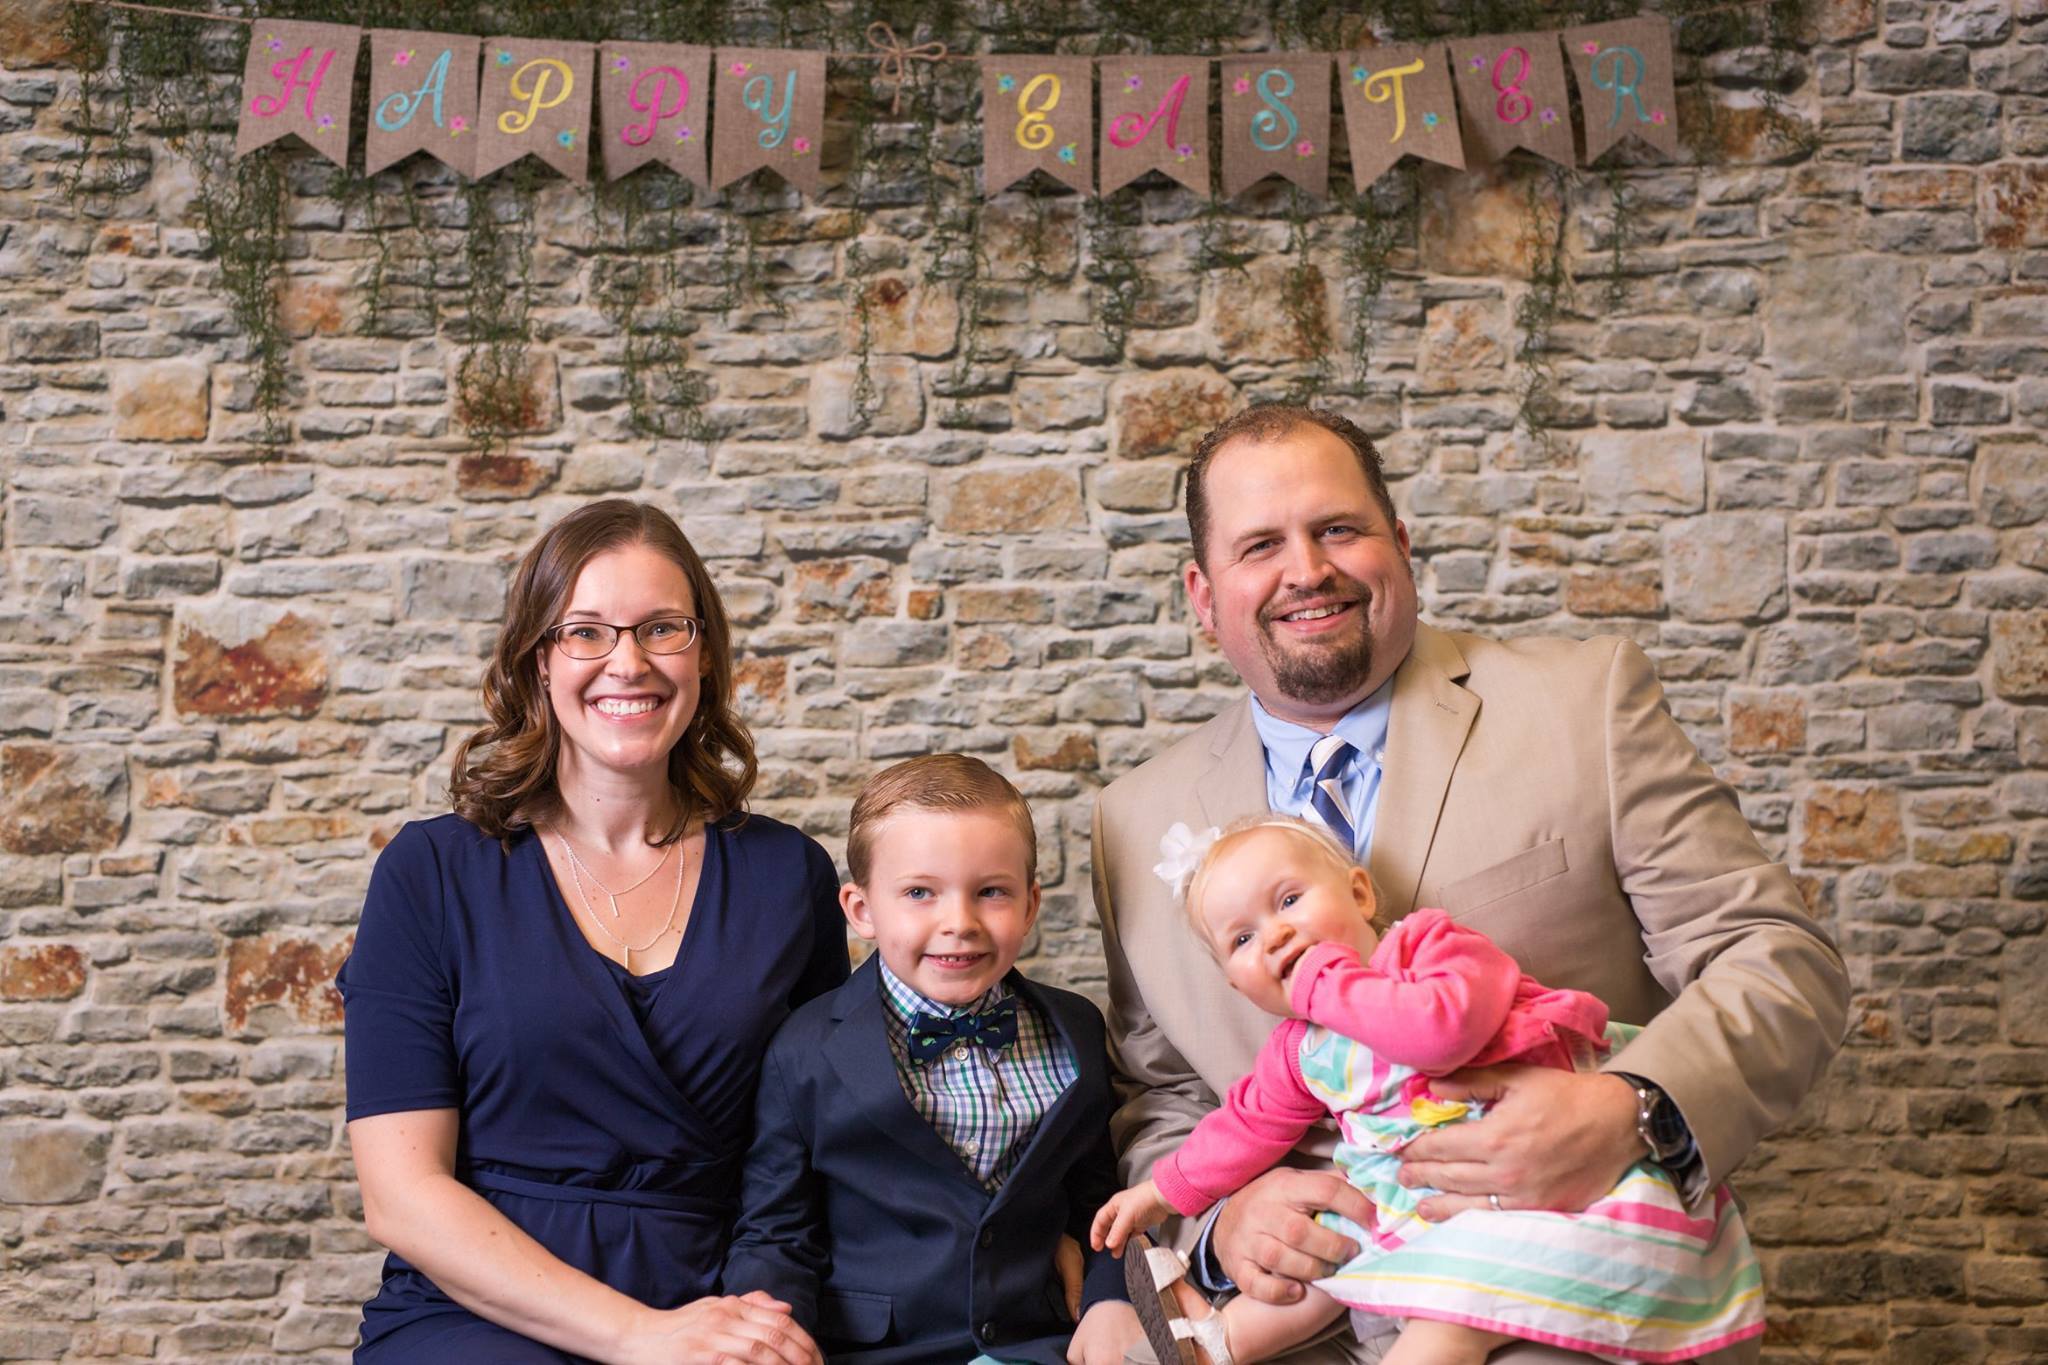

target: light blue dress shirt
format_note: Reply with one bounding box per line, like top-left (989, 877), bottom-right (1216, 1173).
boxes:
top-left (1249, 681), bottom-right (1394, 862)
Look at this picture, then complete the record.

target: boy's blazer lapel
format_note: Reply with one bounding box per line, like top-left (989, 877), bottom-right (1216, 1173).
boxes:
top-left (823, 957), bottom-right (987, 1198)
top-left (1370, 623), bottom-right (1479, 921)
top-left (985, 975), bottom-right (1100, 1216)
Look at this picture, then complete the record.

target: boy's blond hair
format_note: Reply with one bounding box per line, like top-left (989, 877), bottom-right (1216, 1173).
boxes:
top-left (1184, 814), bottom-right (1390, 948)
top-left (846, 754), bottom-right (1038, 886)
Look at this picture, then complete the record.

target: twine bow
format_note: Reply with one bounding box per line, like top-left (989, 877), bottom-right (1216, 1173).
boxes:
top-left (864, 21), bottom-right (949, 115)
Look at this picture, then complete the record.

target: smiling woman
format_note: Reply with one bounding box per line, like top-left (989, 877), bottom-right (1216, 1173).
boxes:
top-left (334, 500), bottom-right (848, 1365)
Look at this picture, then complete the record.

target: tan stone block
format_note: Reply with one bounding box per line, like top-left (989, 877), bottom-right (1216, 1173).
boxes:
top-left (113, 361), bottom-right (210, 442)
top-left (1729, 691), bottom-right (1807, 755)
top-left (734, 656), bottom-right (788, 714)
top-left (1662, 514), bottom-right (1787, 623)
top-left (1983, 164), bottom-right (2048, 250)
top-left (1806, 0), bottom-right (1878, 40)
top-left (1212, 261), bottom-right (1329, 362)
top-left (0, 0), bottom-right (81, 66)
top-left (1910, 833), bottom-right (2014, 866)
top-left (1564, 569), bottom-right (1662, 618)
top-left (456, 452), bottom-right (557, 500)
top-left (1992, 613), bottom-right (2048, 701)
top-left (0, 1124), bottom-right (108, 1205)
top-left (1418, 161), bottom-right (1563, 278)
top-left (173, 610), bottom-right (328, 720)
top-left (1014, 374), bottom-right (1107, 431)
top-left (277, 278), bottom-right (347, 338)
top-left (0, 744), bottom-right (126, 856)
top-left (934, 467), bottom-right (1085, 534)
top-left (1892, 865), bottom-right (2000, 898)
top-left (1112, 368), bottom-right (1237, 461)
top-left (0, 944), bottom-right (86, 1001)
top-left (1800, 784), bottom-right (1903, 866)
top-left (452, 350), bottom-right (561, 436)
top-left (1580, 430), bottom-right (1706, 514)
top-left (792, 559), bottom-right (893, 623)
top-left (812, 356), bottom-right (923, 439)
top-left (905, 588), bottom-right (942, 621)
top-left (1416, 299), bottom-right (1508, 394)
top-left (224, 934), bottom-right (351, 1034)
top-left (959, 631), bottom-right (1018, 671)
top-left (856, 275), bottom-right (960, 358)
top-left (954, 587), bottom-right (1054, 625)
top-left (981, 198), bottom-right (1079, 282)
top-left (1014, 731), bottom-right (1098, 771)
top-left (1863, 169), bottom-right (1975, 212)
top-left (1092, 464), bottom-right (1181, 513)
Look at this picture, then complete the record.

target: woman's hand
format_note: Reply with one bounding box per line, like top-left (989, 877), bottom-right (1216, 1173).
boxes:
top-left (1067, 1301), bottom-right (1145, 1365)
top-left (1089, 1180), bottom-right (1173, 1255)
top-left (622, 1292), bottom-right (821, 1365)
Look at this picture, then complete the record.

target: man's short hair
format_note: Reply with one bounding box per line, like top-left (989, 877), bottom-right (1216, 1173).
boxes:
top-left (846, 753), bottom-right (1038, 886)
top-left (1185, 405), bottom-right (1398, 568)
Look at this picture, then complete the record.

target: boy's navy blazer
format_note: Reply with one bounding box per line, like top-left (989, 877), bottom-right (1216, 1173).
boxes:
top-left (723, 954), bottom-right (1127, 1365)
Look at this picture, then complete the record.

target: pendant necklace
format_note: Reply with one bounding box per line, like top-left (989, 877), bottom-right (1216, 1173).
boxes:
top-left (557, 829), bottom-right (674, 918)
top-left (555, 829), bottom-right (687, 960)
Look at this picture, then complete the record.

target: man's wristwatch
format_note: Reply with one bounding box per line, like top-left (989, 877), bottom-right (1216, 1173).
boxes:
top-left (1614, 1072), bottom-right (1694, 1167)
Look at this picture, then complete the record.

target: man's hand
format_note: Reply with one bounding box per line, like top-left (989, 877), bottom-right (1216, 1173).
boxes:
top-left (1067, 1301), bottom-right (1145, 1365)
top-left (1210, 1168), bottom-right (1374, 1305)
top-left (1396, 1066), bottom-right (1644, 1221)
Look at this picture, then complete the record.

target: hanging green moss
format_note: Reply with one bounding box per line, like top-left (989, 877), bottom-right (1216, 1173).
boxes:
top-left (1512, 165), bottom-right (1572, 447)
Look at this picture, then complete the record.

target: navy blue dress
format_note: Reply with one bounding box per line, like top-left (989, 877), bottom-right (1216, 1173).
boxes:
top-left (337, 812), bottom-right (848, 1362)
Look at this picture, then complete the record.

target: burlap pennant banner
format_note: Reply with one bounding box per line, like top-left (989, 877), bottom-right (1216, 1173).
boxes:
top-left (365, 31), bottom-right (481, 178)
top-left (1220, 55), bottom-right (1331, 199)
top-left (981, 57), bottom-right (1094, 196)
top-left (1338, 43), bottom-right (1463, 188)
top-left (475, 37), bottom-right (595, 182)
top-left (710, 49), bottom-right (827, 195)
top-left (1450, 32), bottom-right (1575, 168)
top-left (235, 21), bottom-right (360, 165)
top-left (601, 43), bottom-right (711, 184)
top-left (1099, 57), bottom-right (1210, 197)
top-left (1563, 18), bottom-right (1679, 162)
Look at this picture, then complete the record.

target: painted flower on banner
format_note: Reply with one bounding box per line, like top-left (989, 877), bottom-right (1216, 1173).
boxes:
top-left (449, 116), bottom-right (468, 136)
top-left (1422, 112), bottom-right (1440, 129)
top-left (1057, 142), bottom-right (1077, 164)
top-left (1583, 41), bottom-right (1601, 54)
top-left (497, 50), bottom-right (514, 66)
top-left (730, 60), bottom-right (750, 76)
top-left (1351, 66), bottom-right (1369, 85)
top-left (558, 130), bottom-right (576, 147)
top-left (1469, 54), bottom-right (1487, 70)
top-left (317, 114), bottom-right (335, 132)
top-left (265, 33), bottom-right (283, 52)
top-left (1295, 139), bottom-right (1314, 157)
top-left (998, 73), bottom-right (1016, 92)
top-left (1125, 73), bottom-right (1143, 91)
top-left (1174, 143), bottom-right (1195, 162)
top-left (1232, 75), bottom-right (1251, 95)
top-left (675, 125), bottom-right (694, 142)
top-left (613, 55), bottom-right (632, 72)
top-left (792, 136), bottom-right (812, 156)
top-left (392, 49), bottom-right (414, 67)
top-left (1651, 109), bottom-right (1667, 124)
top-left (1538, 107), bottom-right (1558, 125)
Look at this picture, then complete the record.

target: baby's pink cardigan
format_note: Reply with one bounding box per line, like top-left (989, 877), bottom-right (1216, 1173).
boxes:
top-left (1154, 907), bottom-right (1612, 1216)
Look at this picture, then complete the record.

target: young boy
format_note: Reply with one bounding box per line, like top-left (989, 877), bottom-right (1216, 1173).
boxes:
top-left (723, 754), bottom-right (1143, 1364)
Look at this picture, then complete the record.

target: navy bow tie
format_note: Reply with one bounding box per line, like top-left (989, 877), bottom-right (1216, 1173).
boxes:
top-left (907, 998), bottom-right (1018, 1063)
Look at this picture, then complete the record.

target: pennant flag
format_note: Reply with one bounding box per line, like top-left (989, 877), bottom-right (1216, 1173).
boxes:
top-left (601, 42), bottom-right (711, 184)
top-left (1220, 55), bottom-right (1331, 199)
top-left (1098, 57), bottom-right (1210, 197)
top-left (1449, 32), bottom-right (1575, 168)
top-left (235, 21), bottom-right (360, 166)
top-left (1562, 19), bottom-right (1679, 162)
top-left (711, 48), bottom-right (827, 195)
top-left (365, 31), bottom-right (481, 178)
top-left (475, 38), bottom-right (594, 182)
top-left (981, 57), bottom-right (1094, 196)
top-left (1338, 42), bottom-right (1463, 189)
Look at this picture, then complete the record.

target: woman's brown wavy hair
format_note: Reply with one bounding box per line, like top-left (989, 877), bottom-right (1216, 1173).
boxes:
top-left (449, 499), bottom-right (757, 846)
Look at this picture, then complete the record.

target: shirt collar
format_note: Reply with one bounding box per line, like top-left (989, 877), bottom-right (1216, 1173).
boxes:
top-left (876, 956), bottom-right (1012, 1029)
top-left (1250, 679), bottom-right (1395, 796)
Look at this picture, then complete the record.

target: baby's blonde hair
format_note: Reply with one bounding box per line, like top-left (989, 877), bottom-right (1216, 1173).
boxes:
top-left (1182, 815), bottom-right (1389, 952)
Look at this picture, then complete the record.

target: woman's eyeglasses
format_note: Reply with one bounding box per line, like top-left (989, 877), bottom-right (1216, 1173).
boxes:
top-left (544, 616), bottom-right (702, 660)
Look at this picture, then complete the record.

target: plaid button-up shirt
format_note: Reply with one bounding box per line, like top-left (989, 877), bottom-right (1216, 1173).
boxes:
top-left (877, 960), bottom-right (1078, 1190)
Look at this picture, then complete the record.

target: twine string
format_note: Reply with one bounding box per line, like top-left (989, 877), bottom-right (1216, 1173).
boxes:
top-left (857, 21), bottom-right (952, 115)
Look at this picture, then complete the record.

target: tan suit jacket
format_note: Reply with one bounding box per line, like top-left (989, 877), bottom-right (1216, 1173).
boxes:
top-left (1093, 623), bottom-right (1849, 1364)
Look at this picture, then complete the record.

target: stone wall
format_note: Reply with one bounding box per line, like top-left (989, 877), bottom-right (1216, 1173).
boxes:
top-left (3, 0), bottom-right (2046, 1359)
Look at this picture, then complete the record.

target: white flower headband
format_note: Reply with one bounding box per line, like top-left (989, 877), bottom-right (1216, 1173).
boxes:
top-left (1153, 821), bottom-right (1220, 901)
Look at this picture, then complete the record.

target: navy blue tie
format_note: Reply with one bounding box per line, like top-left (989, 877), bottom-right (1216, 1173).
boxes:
top-left (907, 998), bottom-right (1019, 1063)
top-left (1306, 734), bottom-right (1357, 852)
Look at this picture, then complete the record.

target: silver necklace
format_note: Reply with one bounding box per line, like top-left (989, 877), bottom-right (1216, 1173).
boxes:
top-left (555, 830), bottom-right (687, 958)
top-left (556, 829), bottom-right (675, 918)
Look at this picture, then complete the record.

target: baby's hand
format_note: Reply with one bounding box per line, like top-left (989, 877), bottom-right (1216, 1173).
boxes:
top-left (1089, 1180), bottom-right (1171, 1255)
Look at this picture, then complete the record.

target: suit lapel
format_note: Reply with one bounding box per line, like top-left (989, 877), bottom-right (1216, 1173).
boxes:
top-left (1197, 698), bottom-right (1273, 831)
top-left (987, 977), bottom-right (1095, 1214)
top-left (1369, 624), bottom-right (1478, 921)
top-left (823, 959), bottom-right (988, 1197)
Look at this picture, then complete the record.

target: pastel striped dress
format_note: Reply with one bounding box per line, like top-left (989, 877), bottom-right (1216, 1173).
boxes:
top-left (1151, 910), bottom-right (1765, 1364)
